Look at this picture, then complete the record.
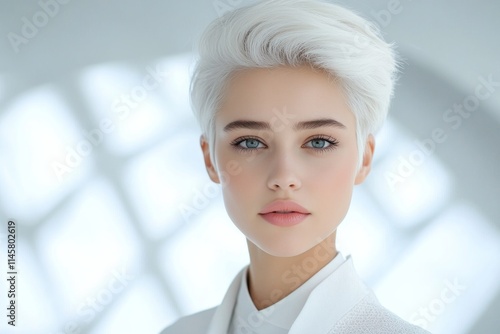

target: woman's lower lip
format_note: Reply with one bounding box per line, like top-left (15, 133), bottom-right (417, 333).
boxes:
top-left (259, 212), bottom-right (310, 227)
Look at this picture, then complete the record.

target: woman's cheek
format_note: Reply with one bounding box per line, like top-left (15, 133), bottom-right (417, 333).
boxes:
top-left (222, 163), bottom-right (253, 194)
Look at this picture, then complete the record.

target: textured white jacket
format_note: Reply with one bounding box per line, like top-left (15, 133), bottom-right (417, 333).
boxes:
top-left (161, 256), bottom-right (431, 334)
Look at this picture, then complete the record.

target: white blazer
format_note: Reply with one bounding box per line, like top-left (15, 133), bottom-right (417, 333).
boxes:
top-left (161, 256), bottom-right (431, 334)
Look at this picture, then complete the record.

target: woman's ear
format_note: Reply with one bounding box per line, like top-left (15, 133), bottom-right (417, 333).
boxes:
top-left (354, 134), bottom-right (375, 185)
top-left (200, 135), bottom-right (221, 184)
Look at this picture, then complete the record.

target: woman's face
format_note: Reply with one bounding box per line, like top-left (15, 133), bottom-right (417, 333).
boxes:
top-left (201, 65), bottom-right (374, 257)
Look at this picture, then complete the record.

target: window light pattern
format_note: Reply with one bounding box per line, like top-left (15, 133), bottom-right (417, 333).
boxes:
top-left (0, 52), bottom-right (497, 334)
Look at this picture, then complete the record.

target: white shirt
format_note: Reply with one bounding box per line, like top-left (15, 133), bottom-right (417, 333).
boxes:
top-left (160, 254), bottom-right (431, 334)
top-left (228, 252), bottom-right (346, 334)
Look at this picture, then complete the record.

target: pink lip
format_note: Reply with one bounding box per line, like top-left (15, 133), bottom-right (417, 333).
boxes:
top-left (259, 212), bottom-right (310, 227)
top-left (259, 200), bottom-right (310, 227)
top-left (259, 200), bottom-right (310, 215)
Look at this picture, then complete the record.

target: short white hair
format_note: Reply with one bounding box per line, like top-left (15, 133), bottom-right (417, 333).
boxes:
top-left (190, 0), bottom-right (400, 172)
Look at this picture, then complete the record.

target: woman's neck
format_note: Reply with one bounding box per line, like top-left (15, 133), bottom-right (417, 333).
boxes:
top-left (246, 233), bottom-right (337, 310)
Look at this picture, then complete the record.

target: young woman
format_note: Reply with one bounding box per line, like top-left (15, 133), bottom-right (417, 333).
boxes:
top-left (162, 0), bottom-right (431, 333)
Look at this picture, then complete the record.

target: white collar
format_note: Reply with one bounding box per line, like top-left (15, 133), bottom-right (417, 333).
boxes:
top-left (208, 253), bottom-right (371, 334)
top-left (230, 252), bottom-right (346, 332)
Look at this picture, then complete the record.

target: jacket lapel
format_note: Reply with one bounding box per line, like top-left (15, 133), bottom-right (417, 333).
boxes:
top-left (207, 266), bottom-right (247, 334)
top-left (289, 255), bottom-right (371, 334)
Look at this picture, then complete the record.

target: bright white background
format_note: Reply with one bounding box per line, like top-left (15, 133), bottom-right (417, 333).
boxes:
top-left (0, 0), bottom-right (499, 333)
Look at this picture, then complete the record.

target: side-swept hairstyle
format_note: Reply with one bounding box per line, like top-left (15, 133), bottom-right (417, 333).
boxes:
top-left (190, 0), bottom-right (399, 171)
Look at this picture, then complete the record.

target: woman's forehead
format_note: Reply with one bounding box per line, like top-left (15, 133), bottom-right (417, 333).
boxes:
top-left (217, 66), bottom-right (352, 123)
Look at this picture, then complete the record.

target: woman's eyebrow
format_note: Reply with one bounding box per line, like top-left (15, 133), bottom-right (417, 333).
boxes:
top-left (223, 118), bottom-right (346, 132)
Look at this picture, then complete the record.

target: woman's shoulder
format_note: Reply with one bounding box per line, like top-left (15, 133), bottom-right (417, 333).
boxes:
top-left (332, 293), bottom-right (432, 334)
top-left (159, 307), bottom-right (217, 334)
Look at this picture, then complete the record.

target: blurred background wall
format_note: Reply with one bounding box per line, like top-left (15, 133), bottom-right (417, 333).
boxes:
top-left (0, 0), bottom-right (499, 333)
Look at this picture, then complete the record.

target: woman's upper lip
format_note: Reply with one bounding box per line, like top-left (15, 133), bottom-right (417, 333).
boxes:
top-left (259, 200), bottom-right (310, 214)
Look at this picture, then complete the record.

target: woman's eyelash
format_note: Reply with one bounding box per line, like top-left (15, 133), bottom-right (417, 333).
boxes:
top-left (230, 135), bottom-right (339, 153)
top-left (230, 136), bottom-right (265, 151)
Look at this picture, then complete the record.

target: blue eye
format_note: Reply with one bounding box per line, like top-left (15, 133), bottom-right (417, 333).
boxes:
top-left (232, 138), bottom-right (265, 150)
top-left (304, 136), bottom-right (339, 153)
top-left (230, 135), bottom-right (339, 153)
top-left (242, 138), bottom-right (262, 149)
top-left (309, 138), bottom-right (329, 149)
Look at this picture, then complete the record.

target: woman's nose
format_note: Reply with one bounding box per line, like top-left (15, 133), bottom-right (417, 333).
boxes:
top-left (266, 151), bottom-right (302, 191)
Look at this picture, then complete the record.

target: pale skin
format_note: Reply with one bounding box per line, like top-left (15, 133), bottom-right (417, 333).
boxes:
top-left (200, 64), bottom-right (375, 310)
